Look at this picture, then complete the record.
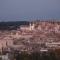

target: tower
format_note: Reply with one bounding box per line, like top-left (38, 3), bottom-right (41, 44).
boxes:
top-left (29, 22), bottom-right (35, 30)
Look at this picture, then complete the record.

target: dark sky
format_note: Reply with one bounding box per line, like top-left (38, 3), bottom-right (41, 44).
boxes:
top-left (0, 0), bottom-right (60, 21)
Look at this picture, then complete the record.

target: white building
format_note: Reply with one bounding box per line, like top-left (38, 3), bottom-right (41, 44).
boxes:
top-left (54, 25), bottom-right (60, 33)
top-left (40, 48), bottom-right (48, 52)
top-left (20, 23), bottom-right (35, 31)
top-left (0, 54), bottom-right (9, 60)
top-left (37, 25), bottom-right (42, 31)
top-left (46, 42), bottom-right (60, 48)
top-left (0, 40), bottom-right (13, 51)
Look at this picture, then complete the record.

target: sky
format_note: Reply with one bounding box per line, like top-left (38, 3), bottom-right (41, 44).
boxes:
top-left (0, 0), bottom-right (60, 21)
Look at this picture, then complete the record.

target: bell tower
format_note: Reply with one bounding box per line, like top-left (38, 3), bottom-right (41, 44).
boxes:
top-left (29, 22), bottom-right (35, 30)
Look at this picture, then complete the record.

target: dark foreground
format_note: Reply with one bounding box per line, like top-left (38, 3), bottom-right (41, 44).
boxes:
top-left (0, 50), bottom-right (60, 60)
top-left (13, 52), bottom-right (60, 60)
top-left (7, 51), bottom-right (60, 60)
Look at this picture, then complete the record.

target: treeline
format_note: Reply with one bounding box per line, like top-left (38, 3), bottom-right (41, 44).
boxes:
top-left (0, 21), bottom-right (29, 30)
top-left (13, 51), bottom-right (60, 60)
top-left (0, 50), bottom-right (60, 60)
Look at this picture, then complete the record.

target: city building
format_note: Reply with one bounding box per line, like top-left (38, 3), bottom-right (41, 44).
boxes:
top-left (20, 22), bottom-right (35, 31)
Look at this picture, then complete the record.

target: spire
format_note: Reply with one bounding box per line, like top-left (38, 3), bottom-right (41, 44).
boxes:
top-left (29, 22), bottom-right (32, 30)
top-left (29, 22), bottom-right (35, 30)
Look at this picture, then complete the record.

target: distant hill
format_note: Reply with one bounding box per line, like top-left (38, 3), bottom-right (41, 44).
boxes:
top-left (0, 21), bottom-right (29, 30)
